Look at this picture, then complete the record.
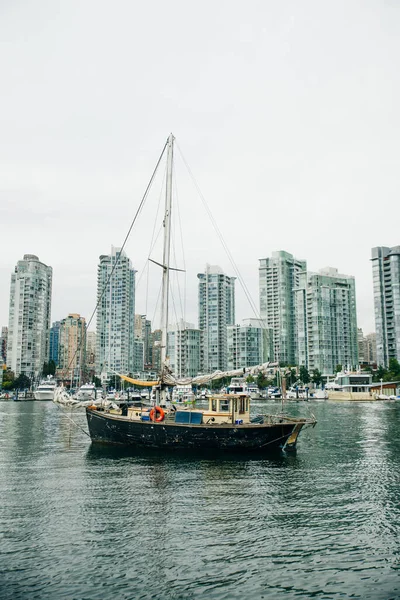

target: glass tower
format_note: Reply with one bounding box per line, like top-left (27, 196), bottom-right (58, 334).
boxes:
top-left (371, 246), bottom-right (400, 368)
top-left (259, 251), bottom-right (306, 365)
top-left (167, 320), bottom-right (202, 377)
top-left (96, 246), bottom-right (136, 378)
top-left (294, 267), bottom-right (358, 374)
top-left (227, 318), bottom-right (272, 370)
top-left (198, 265), bottom-right (235, 372)
top-left (49, 321), bottom-right (61, 366)
top-left (7, 254), bottom-right (52, 378)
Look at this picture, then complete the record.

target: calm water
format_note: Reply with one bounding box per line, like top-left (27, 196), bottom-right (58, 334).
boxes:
top-left (1, 400), bottom-right (400, 600)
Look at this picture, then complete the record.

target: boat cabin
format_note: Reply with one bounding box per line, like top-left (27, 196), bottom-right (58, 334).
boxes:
top-left (203, 393), bottom-right (251, 424)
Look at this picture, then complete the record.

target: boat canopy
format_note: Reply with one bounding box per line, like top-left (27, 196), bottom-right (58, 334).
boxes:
top-left (118, 374), bottom-right (160, 387)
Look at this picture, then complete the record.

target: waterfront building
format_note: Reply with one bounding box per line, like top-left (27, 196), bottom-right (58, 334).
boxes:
top-left (365, 332), bottom-right (377, 366)
top-left (134, 315), bottom-right (152, 369)
top-left (7, 254), bottom-right (52, 378)
top-left (227, 318), bottom-right (273, 370)
top-left (358, 328), bottom-right (366, 365)
top-left (1, 326), bottom-right (8, 363)
top-left (96, 246), bottom-right (136, 378)
top-left (86, 331), bottom-right (96, 379)
top-left (357, 329), bottom-right (377, 367)
top-left (259, 251), bottom-right (306, 365)
top-left (57, 314), bottom-right (86, 385)
top-left (133, 339), bottom-right (144, 373)
top-left (371, 246), bottom-right (400, 368)
top-left (198, 265), bottom-right (235, 372)
top-left (167, 320), bottom-right (202, 377)
top-left (150, 329), bottom-right (162, 373)
top-left (294, 267), bottom-right (358, 375)
top-left (49, 321), bottom-right (61, 366)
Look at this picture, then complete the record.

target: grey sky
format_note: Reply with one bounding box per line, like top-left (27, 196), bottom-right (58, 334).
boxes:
top-left (1, 0), bottom-right (399, 334)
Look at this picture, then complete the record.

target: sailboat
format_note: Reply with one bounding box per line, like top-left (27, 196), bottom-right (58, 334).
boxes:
top-left (83, 134), bottom-right (316, 451)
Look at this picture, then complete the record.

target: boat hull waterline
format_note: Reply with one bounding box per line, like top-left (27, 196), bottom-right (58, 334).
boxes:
top-left (86, 409), bottom-right (307, 452)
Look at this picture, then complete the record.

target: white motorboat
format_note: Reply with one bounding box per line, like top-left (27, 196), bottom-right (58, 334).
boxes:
top-left (172, 384), bottom-right (195, 403)
top-left (75, 383), bottom-right (97, 401)
top-left (34, 377), bottom-right (57, 401)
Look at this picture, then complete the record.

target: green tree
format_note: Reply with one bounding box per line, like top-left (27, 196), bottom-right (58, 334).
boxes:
top-left (287, 368), bottom-right (297, 386)
top-left (299, 366), bottom-right (310, 384)
top-left (48, 360), bottom-right (56, 376)
top-left (388, 358), bottom-right (400, 379)
top-left (256, 373), bottom-right (273, 390)
top-left (3, 369), bottom-right (15, 385)
top-left (13, 373), bottom-right (31, 389)
top-left (335, 364), bottom-right (342, 373)
top-left (246, 375), bottom-right (255, 384)
top-left (93, 376), bottom-right (101, 388)
top-left (373, 365), bottom-right (387, 383)
top-left (312, 368), bottom-right (322, 386)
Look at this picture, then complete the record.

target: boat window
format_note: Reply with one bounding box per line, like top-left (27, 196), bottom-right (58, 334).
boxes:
top-left (239, 397), bottom-right (245, 414)
top-left (221, 400), bottom-right (229, 411)
top-left (211, 398), bottom-right (217, 412)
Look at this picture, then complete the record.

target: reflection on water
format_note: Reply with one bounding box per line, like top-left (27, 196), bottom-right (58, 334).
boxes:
top-left (0, 400), bottom-right (399, 599)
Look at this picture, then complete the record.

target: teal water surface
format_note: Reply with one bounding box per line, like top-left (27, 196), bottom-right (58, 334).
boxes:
top-left (0, 400), bottom-right (399, 599)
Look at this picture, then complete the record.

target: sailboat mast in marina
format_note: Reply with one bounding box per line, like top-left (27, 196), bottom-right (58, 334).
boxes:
top-left (59, 133), bottom-right (316, 452)
top-left (159, 134), bottom-right (174, 406)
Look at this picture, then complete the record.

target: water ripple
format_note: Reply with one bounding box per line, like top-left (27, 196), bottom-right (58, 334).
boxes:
top-left (0, 400), bottom-right (400, 599)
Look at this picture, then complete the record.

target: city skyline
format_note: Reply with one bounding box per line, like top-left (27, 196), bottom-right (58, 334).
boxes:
top-left (1, 248), bottom-right (381, 377)
top-left (0, 247), bottom-right (381, 338)
top-left (1, 2), bottom-right (400, 338)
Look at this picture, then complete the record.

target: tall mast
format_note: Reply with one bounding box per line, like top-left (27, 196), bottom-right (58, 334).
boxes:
top-left (160, 134), bottom-right (174, 371)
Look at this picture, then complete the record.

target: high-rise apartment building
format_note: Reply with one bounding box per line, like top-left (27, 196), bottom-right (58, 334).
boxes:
top-left (49, 321), bottom-right (61, 366)
top-left (57, 314), bottom-right (86, 384)
top-left (294, 267), bottom-right (358, 374)
top-left (1, 326), bottom-right (8, 364)
top-left (150, 329), bottom-right (162, 373)
top-left (365, 333), bottom-right (377, 365)
top-left (259, 251), bottom-right (306, 365)
top-left (134, 314), bottom-right (152, 368)
top-left (198, 265), bottom-right (235, 372)
top-left (371, 246), bottom-right (400, 367)
top-left (227, 318), bottom-right (273, 370)
top-left (86, 331), bottom-right (96, 379)
top-left (96, 246), bottom-right (136, 378)
top-left (167, 320), bottom-right (202, 377)
top-left (7, 254), bottom-right (52, 378)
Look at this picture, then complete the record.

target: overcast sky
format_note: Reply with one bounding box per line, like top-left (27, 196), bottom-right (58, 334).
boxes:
top-left (1, 0), bottom-right (399, 335)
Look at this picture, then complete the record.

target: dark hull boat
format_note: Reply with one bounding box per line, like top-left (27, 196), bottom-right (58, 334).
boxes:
top-left (78, 135), bottom-right (316, 454)
top-left (86, 407), bottom-right (311, 452)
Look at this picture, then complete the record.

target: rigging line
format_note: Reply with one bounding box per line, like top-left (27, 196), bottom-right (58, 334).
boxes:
top-left (150, 282), bottom-right (163, 332)
top-left (170, 288), bottom-right (180, 333)
top-left (135, 220), bottom-right (163, 290)
top-left (59, 137), bottom-right (169, 382)
top-left (144, 161), bottom-right (167, 318)
top-left (86, 137), bottom-right (169, 332)
top-left (54, 403), bottom-right (91, 437)
top-left (175, 142), bottom-right (263, 325)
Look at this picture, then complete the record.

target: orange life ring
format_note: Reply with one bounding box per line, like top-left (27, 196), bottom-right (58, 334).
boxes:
top-left (149, 406), bottom-right (165, 422)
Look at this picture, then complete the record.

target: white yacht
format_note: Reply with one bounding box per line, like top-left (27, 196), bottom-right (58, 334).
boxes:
top-left (172, 385), bottom-right (195, 403)
top-left (34, 377), bottom-right (57, 401)
top-left (227, 377), bottom-right (248, 394)
top-left (75, 383), bottom-right (97, 401)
